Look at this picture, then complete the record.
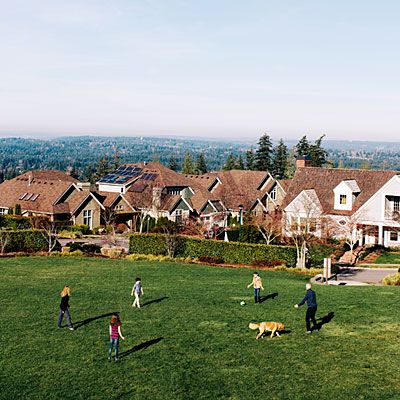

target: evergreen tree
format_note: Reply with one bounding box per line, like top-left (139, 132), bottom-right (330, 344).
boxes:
top-left (0, 170), bottom-right (4, 183)
top-left (69, 166), bottom-right (79, 180)
top-left (255, 133), bottom-right (273, 171)
top-left (309, 135), bottom-right (328, 167)
top-left (196, 153), bottom-right (208, 174)
top-left (95, 157), bottom-right (110, 181)
top-left (246, 149), bottom-right (255, 170)
top-left (236, 155), bottom-right (245, 170)
top-left (168, 155), bottom-right (179, 172)
top-left (296, 135), bottom-right (310, 157)
top-left (223, 154), bottom-right (237, 170)
top-left (182, 152), bottom-right (195, 174)
top-left (272, 139), bottom-right (289, 179)
top-left (112, 146), bottom-right (120, 170)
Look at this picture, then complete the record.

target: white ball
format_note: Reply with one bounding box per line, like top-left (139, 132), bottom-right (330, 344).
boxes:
top-left (240, 301), bottom-right (246, 306)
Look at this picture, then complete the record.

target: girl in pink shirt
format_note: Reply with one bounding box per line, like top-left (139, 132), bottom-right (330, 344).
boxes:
top-left (108, 314), bottom-right (125, 362)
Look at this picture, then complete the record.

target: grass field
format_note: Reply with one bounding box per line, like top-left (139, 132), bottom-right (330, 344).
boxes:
top-left (1, 257), bottom-right (400, 400)
top-left (375, 252), bottom-right (400, 265)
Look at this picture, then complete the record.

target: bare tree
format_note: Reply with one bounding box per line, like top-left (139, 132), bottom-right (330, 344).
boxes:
top-left (252, 209), bottom-right (282, 245)
top-left (284, 190), bottom-right (322, 268)
top-left (0, 231), bottom-right (11, 254)
top-left (161, 222), bottom-right (180, 257)
top-left (39, 220), bottom-right (59, 253)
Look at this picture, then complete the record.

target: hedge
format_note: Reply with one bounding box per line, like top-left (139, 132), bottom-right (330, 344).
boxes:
top-left (129, 234), bottom-right (297, 267)
top-left (0, 230), bottom-right (49, 253)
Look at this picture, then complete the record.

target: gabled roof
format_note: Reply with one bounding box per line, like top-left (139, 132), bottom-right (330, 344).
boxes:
top-left (282, 167), bottom-right (398, 215)
top-left (186, 170), bottom-right (269, 211)
top-left (0, 170), bottom-right (78, 214)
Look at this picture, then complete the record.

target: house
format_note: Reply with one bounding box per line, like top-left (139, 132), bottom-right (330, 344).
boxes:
top-left (0, 170), bottom-right (104, 229)
top-left (282, 159), bottom-right (400, 247)
top-left (96, 162), bottom-right (198, 229)
top-left (185, 170), bottom-right (279, 229)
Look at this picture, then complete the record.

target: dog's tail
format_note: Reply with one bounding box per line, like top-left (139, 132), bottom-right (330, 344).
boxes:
top-left (248, 323), bottom-right (259, 330)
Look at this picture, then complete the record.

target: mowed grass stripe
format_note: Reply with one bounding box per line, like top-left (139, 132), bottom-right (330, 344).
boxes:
top-left (0, 257), bottom-right (399, 400)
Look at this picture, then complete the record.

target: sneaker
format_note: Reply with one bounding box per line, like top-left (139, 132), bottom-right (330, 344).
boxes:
top-left (306, 331), bottom-right (312, 334)
top-left (115, 358), bottom-right (118, 362)
top-left (108, 357), bottom-right (111, 362)
top-left (69, 327), bottom-right (74, 331)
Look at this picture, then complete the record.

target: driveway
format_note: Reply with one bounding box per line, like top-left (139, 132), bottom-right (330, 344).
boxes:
top-left (333, 266), bottom-right (397, 285)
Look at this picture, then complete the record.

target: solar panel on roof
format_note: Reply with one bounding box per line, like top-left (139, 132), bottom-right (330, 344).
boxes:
top-left (147, 173), bottom-right (157, 181)
top-left (116, 177), bottom-right (129, 183)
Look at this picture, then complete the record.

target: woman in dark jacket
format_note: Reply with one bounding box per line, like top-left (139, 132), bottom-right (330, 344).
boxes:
top-left (58, 285), bottom-right (74, 330)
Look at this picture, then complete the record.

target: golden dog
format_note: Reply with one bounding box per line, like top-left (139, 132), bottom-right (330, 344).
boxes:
top-left (249, 321), bottom-right (285, 339)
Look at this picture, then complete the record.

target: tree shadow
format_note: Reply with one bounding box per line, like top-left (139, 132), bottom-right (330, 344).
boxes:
top-left (141, 296), bottom-right (169, 307)
top-left (119, 337), bottom-right (163, 359)
top-left (315, 312), bottom-right (335, 331)
top-left (259, 293), bottom-right (278, 303)
top-left (73, 312), bottom-right (118, 330)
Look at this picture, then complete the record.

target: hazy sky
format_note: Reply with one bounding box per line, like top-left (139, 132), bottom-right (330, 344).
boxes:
top-left (1, 1), bottom-right (400, 141)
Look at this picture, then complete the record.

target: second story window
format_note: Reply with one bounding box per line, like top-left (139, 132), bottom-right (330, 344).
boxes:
top-left (339, 195), bottom-right (347, 205)
top-left (394, 197), bottom-right (400, 212)
top-left (270, 186), bottom-right (277, 200)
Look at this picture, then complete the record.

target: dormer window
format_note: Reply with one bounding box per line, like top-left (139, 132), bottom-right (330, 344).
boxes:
top-left (333, 180), bottom-right (360, 211)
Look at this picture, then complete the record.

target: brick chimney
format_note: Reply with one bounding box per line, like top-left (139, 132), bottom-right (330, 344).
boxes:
top-left (296, 155), bottom-right (312, 169)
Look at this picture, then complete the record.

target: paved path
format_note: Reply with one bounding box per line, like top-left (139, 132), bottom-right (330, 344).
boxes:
top-left (334, 266), bottom-right (397, 285)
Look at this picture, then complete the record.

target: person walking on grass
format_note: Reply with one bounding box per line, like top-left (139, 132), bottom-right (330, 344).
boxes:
top-left (58, 285), bottom-right (74, 331)
top-left (294, 283), bottom-right (318, 333)
top-left (131, 277), bottom-right (144, 308)
top-left (247, 272), bottom-right (264, 304)
top-left (108, 313), bottom-right (125, 362)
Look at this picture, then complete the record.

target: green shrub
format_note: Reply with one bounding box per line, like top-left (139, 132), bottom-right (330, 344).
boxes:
top-left (72, 224), bottom-right (91, 235)
top-left (0, 230), bottom-right (49, 253)
top-left (129, 234), bottom-right (297, 266)
top-left (126, 253), bottom-right (174, 262)
top-left (66, 242), bottom-right (101, 254)
top-left (0, 215), bottom-right (32, 230)
top-left (383, 272), bottom-right (400, 286)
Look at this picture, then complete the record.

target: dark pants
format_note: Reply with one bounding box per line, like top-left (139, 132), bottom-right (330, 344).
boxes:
top-left (58, 308), bottom-right (73, 328)
top-left (254, 288), bottom-right (261, 303)
top-left (306, 306), bottom-right (317, 332)
top-left (109, 338), bottom-right (119, 360)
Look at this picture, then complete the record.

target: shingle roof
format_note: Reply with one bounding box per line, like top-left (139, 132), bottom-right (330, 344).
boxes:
top-left (186, 170), bottom-right (269, 211)
top-left (0, 170), bottom-right (78, 214)
top-left (282, 167), bottom-right (398, 215)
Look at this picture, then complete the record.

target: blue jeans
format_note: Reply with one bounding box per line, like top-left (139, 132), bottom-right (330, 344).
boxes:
top-left (109, 338), bottom-right (119, 360)
top-left (58, 308), bottom-right (73, 328)
top-left (254, 288), bottom-right (261, 303)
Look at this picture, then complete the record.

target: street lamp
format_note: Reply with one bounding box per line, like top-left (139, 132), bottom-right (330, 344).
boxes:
top-left (238, 204), bottom-right (243, 241)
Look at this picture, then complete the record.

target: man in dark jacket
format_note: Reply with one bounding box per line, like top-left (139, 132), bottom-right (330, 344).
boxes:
top-left (294, 283), bottom-right (317, 333)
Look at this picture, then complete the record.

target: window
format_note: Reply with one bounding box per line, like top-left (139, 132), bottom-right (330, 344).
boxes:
top-left (394, 197), bottom-right (400, 212)
top-left (167, 188), bottom-right (181, 195)
top-left (0, 208), bottom-right (7, 215)
top-left (19, 193), bottom-right (28, 200)
top-left (270, 186), bottom-right (277, 200)
top-left (390, 231), bottom-right (399, 241)
top-left (175, 209), bottom-right (183, 223)
top-left (24, 193), bottom-right (33, 201)
top-left (83, 210), bottom-right (92, 228)
top-left (339, 195), bottom-right (347, 205)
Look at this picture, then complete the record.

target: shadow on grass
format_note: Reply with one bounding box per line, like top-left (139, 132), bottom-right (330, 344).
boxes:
top-left (259, 293), bottom-right (278, 303)
top-left (119, 337), bottom-right (163, 359)
top-left (315, 312), bottom-right (335, 331)
top-left (73, 312), bottom-right (118, 330)
top-left (141, 296), bottom-right (169, 307)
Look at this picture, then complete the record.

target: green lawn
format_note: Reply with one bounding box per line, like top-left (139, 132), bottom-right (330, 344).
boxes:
top-left (375, 252), bottom-right (400, 265)
top-left (1, 257), bottom-right (399, 400)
